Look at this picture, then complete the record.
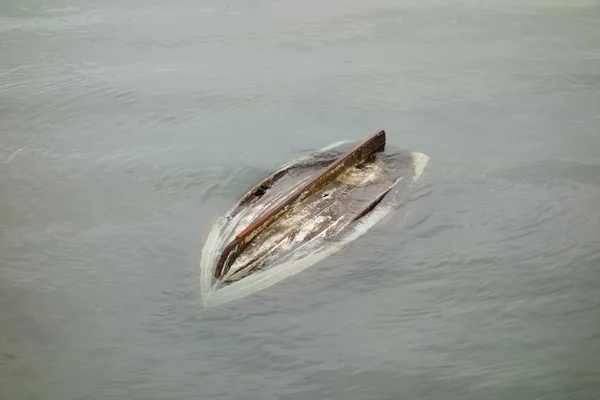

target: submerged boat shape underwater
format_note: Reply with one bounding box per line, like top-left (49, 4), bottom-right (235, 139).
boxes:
top-left (200, 130), bottom-right (429, 307)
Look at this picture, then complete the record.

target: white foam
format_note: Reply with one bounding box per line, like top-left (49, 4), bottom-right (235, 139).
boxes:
top-left (316, 140), bottom-right (355, 153)
top-left (412, 152), bottom-right (429, 181)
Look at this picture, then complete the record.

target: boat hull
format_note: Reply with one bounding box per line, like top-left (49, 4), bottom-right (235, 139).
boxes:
top-left (199, 131), bottom-right (429, 307)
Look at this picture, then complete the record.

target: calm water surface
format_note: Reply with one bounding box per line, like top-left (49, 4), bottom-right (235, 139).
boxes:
top-left (2, 1), bottom-right (600, 399)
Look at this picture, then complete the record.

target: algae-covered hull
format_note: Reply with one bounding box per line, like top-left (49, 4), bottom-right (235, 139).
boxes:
top-left (200, 130), bottom-right (428, 307)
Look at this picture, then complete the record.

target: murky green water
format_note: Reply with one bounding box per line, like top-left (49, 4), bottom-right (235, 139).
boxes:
top-left (2, 1), bottom-right (599, 399)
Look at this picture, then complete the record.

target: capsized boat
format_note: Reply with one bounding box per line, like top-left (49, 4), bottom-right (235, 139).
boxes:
top-left (200, 130), bottom-right (429, 307)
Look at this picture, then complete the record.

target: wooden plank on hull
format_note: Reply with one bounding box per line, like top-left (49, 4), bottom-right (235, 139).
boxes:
top-left (214, 129), bottom-right (386, 279)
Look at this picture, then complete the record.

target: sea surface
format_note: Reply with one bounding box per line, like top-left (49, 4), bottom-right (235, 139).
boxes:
top-left (1, 1), bottom-right (600, 399)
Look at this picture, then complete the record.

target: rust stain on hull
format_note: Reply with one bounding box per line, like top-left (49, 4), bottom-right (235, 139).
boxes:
top-left (214, 130), bottom-right (387, 279)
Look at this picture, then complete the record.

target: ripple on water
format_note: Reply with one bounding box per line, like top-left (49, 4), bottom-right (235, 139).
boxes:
top-left (367, 155), bottom-right (600, 302)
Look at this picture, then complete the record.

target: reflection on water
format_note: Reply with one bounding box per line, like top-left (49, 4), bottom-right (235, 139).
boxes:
top-left (1, 1), bottom-right (600, 399)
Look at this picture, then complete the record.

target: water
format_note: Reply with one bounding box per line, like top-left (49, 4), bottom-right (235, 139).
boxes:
top-left (1, 1), bottom-right (599, 399)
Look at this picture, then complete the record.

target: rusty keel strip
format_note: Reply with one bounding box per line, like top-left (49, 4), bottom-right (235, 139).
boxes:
top-left (214, 129), bottom-right (386, 279)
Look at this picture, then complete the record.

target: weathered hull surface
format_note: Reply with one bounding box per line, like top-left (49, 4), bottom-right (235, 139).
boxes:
top-left (200, 130), bottom-right (429, 307)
